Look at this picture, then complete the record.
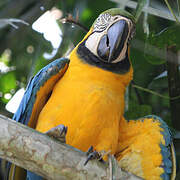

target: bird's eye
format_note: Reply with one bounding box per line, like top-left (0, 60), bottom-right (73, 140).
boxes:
top-left (113, 16), bottom-right (119, 20)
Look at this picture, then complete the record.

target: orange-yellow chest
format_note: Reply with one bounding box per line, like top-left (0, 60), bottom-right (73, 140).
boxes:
top-left (36, 49), bottom-right (132, 152)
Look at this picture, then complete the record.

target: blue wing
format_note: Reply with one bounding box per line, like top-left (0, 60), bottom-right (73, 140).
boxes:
top-left (6, 58), bottom-right (69, 180)
top-left (13, 57), bottom-right (69, 127)
top-left (145, 115), bottom-right (176, 180)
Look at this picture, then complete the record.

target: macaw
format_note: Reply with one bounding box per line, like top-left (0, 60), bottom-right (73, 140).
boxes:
top-left (6, 8), bottom-right (176, 180)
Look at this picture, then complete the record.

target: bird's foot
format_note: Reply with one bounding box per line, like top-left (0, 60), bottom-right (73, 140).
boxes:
top-left (84, 146), bottom-right (105, 165)
top-left (46, 124), bottom-right (68, 143)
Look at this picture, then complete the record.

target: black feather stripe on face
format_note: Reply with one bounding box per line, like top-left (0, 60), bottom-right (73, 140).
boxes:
top-left (77, 39), bottom-right (131, 74)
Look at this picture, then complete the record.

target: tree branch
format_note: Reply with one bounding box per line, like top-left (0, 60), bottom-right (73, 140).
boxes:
top-left (60, 14), bottom-right (89, 32)
top-left (0, 114), bottom-right (141, 180)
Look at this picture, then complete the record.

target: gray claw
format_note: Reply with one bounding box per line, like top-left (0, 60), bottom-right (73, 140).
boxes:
top-left (84, 146), bottom-right (103, 166)
top-left (46, 125), bottom-right (68, 143)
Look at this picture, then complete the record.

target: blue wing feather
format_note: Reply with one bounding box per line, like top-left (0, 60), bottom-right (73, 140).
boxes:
top-left (145, 115), bottom-right (176, 179)
top-left (13, 58), bottom-right (69, 126)
top-left (6, 58), bottom-right (69, 180)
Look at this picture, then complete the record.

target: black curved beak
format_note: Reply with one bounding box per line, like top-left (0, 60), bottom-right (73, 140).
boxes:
top-left (97, 20), bottom-right (129, 63)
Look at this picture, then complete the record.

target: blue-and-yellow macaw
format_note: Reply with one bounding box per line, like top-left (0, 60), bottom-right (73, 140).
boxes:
top-left (6, 8), bottom-right (176, 180)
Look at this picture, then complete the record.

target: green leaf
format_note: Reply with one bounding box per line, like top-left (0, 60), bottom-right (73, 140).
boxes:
top-left (164, 0), bottom-right (180, 24)
top-left (34, 56), bottom-right (50, 75)
top-left (150, 25), bottom-right (180, 49)
top-left (125, 102), bottom-right (152, 119)
top-left (0, 71), bottom-right (16, 93)
top-left (144, 25), bottom-right (180, 65)
top-left (0, 71), bottom-right (17, 103)
top-left (135, 0), bottom-right (147, 22)
top-left (0, 50), bottom-right (10, 65)
top-left (81, 8), bottom-right (92, 22)
top-left (144, 45), bottom-right (166, 65)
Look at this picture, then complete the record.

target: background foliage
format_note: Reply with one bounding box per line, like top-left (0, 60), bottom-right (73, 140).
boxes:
top-left (0, 0), bottom-right (179, 178)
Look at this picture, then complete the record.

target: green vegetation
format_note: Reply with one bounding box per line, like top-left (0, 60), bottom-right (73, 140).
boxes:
top-left (0, 0), bottom-right (180, 178)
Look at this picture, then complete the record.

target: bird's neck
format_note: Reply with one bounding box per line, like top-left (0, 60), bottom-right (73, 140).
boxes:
top-left (69, 47), bottom-right (133, 94)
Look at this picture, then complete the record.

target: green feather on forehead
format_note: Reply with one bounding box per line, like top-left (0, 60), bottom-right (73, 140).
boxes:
top-left (93, 8), bottom-right (136, 27)
top-left (103, 8), bottom-right (135, 22)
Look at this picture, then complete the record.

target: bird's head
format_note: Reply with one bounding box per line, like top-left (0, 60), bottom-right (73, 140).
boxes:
top-left (73, 8), bottom-right (136, 74)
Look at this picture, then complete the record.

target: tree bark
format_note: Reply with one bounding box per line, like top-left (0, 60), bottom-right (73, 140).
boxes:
top-left (0, 114), bottom-right (141, 180)
top-left (166, 46), bottom-right (180, 130)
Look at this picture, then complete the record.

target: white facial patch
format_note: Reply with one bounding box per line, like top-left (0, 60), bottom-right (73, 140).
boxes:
top-left (85, 31), bottom-right (106, 57)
